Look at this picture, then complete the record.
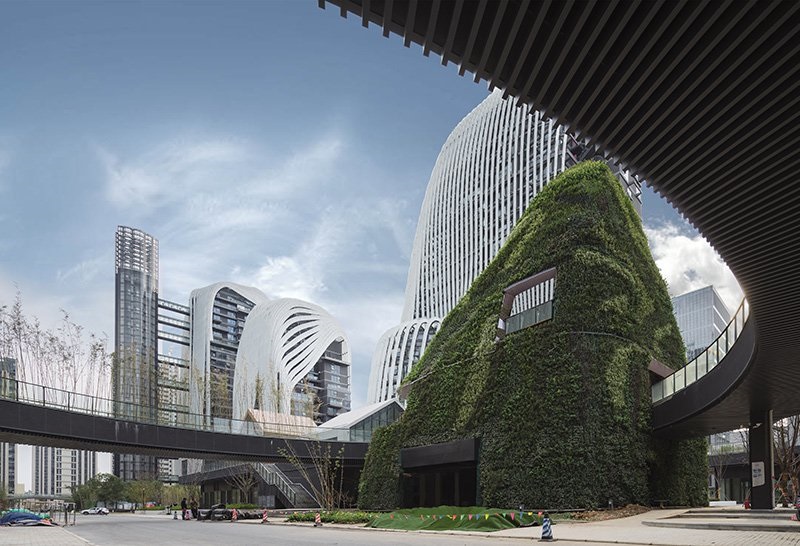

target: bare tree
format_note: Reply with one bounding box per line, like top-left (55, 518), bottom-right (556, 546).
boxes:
top-left (774, 416), bottom-right (800, 506)
top-left (224, 464), bottom-right (258, 505)
top-left (0, 292), bottom-right (112, 404)
top-left (280, 440), bottom-right (346, 511)
top-left (708, 437), bottom-right (743, 501)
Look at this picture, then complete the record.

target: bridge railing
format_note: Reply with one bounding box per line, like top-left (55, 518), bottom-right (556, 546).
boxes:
top-left (0, 377), bottom-right (360, 442)
top-left (652, 299), bottom-right (750, 404)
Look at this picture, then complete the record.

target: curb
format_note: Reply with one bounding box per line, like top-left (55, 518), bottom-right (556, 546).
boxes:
top-left (643, 520), bottom-right (800, 533)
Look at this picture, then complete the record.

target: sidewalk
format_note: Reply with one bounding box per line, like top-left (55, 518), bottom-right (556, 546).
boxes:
top-left (0, 526), bottom-right (88, 546)
top-left (252, 508), bottom-right (800, 546)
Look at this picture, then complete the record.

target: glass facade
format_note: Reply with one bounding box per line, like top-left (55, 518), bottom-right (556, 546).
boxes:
top-left (113, 226), bottom-right (160, 480)
top-left (671, 285), bottom-right (731, 361)
top-left (207, 288), bottom-right (256, 419)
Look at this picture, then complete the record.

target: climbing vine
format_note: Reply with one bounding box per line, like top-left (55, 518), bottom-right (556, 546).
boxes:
top-left (358, 161), bottom-right (706, 509)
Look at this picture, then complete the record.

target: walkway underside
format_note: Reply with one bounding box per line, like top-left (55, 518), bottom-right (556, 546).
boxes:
top-left (324, 0), bottom-right (800, 436)
top-left (0, 399), bottom-right (368, 464)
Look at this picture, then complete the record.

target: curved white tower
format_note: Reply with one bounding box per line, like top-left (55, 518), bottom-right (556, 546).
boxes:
top-left (370, 89), bottom-right (643, 403)
top-left (189, 282), bottom-right (270, 418)
top-left (402, 89), bottom-right (572, 321)
top-left (233, 298), bottom-right (351, 422)
top-left (367, 318), bottom-right (441, 404)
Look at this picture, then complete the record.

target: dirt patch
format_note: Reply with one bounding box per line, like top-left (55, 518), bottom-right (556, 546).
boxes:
top-left (570, 504), bottom-right (650, 522)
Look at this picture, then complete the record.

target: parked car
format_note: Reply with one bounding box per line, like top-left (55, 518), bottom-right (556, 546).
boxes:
top-left (81, 507), bottom-right (110, 515)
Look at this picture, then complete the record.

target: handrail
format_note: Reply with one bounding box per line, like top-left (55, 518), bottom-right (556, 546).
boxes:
top-left (0, 377), bottom-right (363, 443)
top-left (652, 299), bottom-right (750, 404)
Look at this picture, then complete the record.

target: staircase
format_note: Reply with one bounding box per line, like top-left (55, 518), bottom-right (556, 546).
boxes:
top-left (253, 462), bottom-right (318, 509)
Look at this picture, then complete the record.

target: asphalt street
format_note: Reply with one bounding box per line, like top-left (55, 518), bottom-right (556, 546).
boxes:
top-left (63, 513), bottom-right (540, 546)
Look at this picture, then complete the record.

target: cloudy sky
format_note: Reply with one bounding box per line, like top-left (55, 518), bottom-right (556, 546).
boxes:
top-left (1, 1), bottom-right (741, 485)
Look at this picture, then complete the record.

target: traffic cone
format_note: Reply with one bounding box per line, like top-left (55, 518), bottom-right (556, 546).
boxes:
top-left (231, 508), bottom-right (238, 522)
top-left (261, 509), bottom-right (269, 524)
top-left (540, 512), bottom-right (553, 541)
top-left (314, 512), bottom-right (323, 527)
top-left (173, 510), bottom-right (178, 520)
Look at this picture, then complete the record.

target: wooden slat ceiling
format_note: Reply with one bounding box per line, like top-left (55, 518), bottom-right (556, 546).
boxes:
top-left (322, 0), bottom-right (800, 436)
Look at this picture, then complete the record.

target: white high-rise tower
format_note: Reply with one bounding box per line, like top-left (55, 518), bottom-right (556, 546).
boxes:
top-left (369, 90), bottom-right (642, 404)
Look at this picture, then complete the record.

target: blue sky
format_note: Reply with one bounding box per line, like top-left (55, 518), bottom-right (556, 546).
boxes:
top-left (1, 1), bottom-right (741, 484)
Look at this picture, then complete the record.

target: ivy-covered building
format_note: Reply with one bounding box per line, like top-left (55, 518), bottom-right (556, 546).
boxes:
top-left (358, 162), bottom-right (707, 510)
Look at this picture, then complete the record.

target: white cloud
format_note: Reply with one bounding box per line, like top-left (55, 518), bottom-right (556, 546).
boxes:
top-left (56, 255), bottom-right (107, 284)
top-left (645, 221), bottom-right (743, 312)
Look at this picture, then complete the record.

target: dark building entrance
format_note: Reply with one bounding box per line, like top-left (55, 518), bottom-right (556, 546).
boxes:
top-left (400, 438), bottom-right (479, 507)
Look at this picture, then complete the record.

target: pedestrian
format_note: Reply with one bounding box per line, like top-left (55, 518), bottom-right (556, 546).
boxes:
top-left (190, 497), bottom-right (198, 520)
top-left (180, 497), bottom-right (187, 520)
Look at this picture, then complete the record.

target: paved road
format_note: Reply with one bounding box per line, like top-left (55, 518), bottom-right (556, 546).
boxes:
top-left (4, 510), bottom-right (800, 546)
top-left (52, 514), bottom-right (547, 546)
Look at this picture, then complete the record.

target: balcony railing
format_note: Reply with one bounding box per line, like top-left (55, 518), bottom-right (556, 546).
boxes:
top-left (652, 299), bottom-right (750, 403)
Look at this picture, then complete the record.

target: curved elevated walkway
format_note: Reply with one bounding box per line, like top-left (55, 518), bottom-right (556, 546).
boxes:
top-left (324, 0), bottom-right (800, 439)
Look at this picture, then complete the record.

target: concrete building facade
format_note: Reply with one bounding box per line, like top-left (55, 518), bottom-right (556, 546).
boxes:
top-left (33, 446), bottom-right (96, 497)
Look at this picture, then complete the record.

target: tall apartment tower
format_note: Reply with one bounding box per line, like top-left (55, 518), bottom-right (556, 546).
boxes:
top-left (189, 283), bottom-right (351, 426)
top-left (1, 358), bottom-right (17, 495)
top-left (113, 226), bottom-right (160, 480)
top-left (671, 285), bottom-right (732, 360)
top-left (33, 447), bottom-right (96, 497)
top-left (369, 90), bottom-right (643, 403)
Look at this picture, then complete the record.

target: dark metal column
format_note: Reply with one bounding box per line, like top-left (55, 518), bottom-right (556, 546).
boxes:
top-left (749, 410), bottom-right (774, 509)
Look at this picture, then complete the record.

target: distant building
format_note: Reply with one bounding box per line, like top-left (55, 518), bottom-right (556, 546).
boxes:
top-left (113, 226), bottom-right (160, 480)
top-left (671, 285), bottom-right (731, 361)
top-left (189, 283), bottom-right (268, 421)
top-left (185, 283), bottom-right (352, 426)
top-left (1, 358), bottom-right (17, 495)
top-left (33, 447), bottom-right (96, 497)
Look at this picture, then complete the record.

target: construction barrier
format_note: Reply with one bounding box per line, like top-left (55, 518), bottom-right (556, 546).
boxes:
top-left (261, 510), bottom-right (269, 524)
top-left (314, 512), bottom-right (323, 527)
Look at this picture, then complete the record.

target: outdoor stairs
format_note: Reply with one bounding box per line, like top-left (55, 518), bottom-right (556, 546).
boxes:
top-left (253, 462), bottom-right (318, 509)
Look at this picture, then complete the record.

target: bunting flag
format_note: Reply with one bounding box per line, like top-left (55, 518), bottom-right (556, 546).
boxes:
top-left (420, 515), bottom-right (424, 520)
top-left (468, 514), bottom-right (473, 520)
top-left (510, 512), bottom-right (515, 520)
top-left (460, 514), bottom-right (464, 520)
top-left (484, 513), bottom-right (489, 520)
top-left (527, 512), bottom-right (533, 516)
top-left (390, 514), bottom-right (394, 519)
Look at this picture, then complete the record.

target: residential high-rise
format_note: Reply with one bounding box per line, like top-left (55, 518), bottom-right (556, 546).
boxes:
top-left (369, 89), bottom-right (643, 403)
top-left (671, 285), bottom-right (732, 361)
top-left (1, 358), bottom-right (17, 495)
top-left (113, 226), bottom-right (160, 480)
top-left (188, 283), bottom-right (352, 426)
top-left (33, 447), bottom-right (96, 497)
top-left (189, 283), bottom-right (268, 420)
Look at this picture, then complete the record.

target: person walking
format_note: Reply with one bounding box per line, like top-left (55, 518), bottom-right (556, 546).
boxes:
top-left (189, 497), bottom-right (198, 520)
top-left (180, 497), bottom-right (188, 520)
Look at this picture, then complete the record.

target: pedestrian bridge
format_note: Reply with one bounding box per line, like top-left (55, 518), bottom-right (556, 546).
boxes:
top-left (0, 380), bottom-right (367, 464)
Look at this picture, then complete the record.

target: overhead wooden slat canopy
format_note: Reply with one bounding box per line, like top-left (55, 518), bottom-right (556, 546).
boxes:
top-left (322, 0), bottom-right (800, 437)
